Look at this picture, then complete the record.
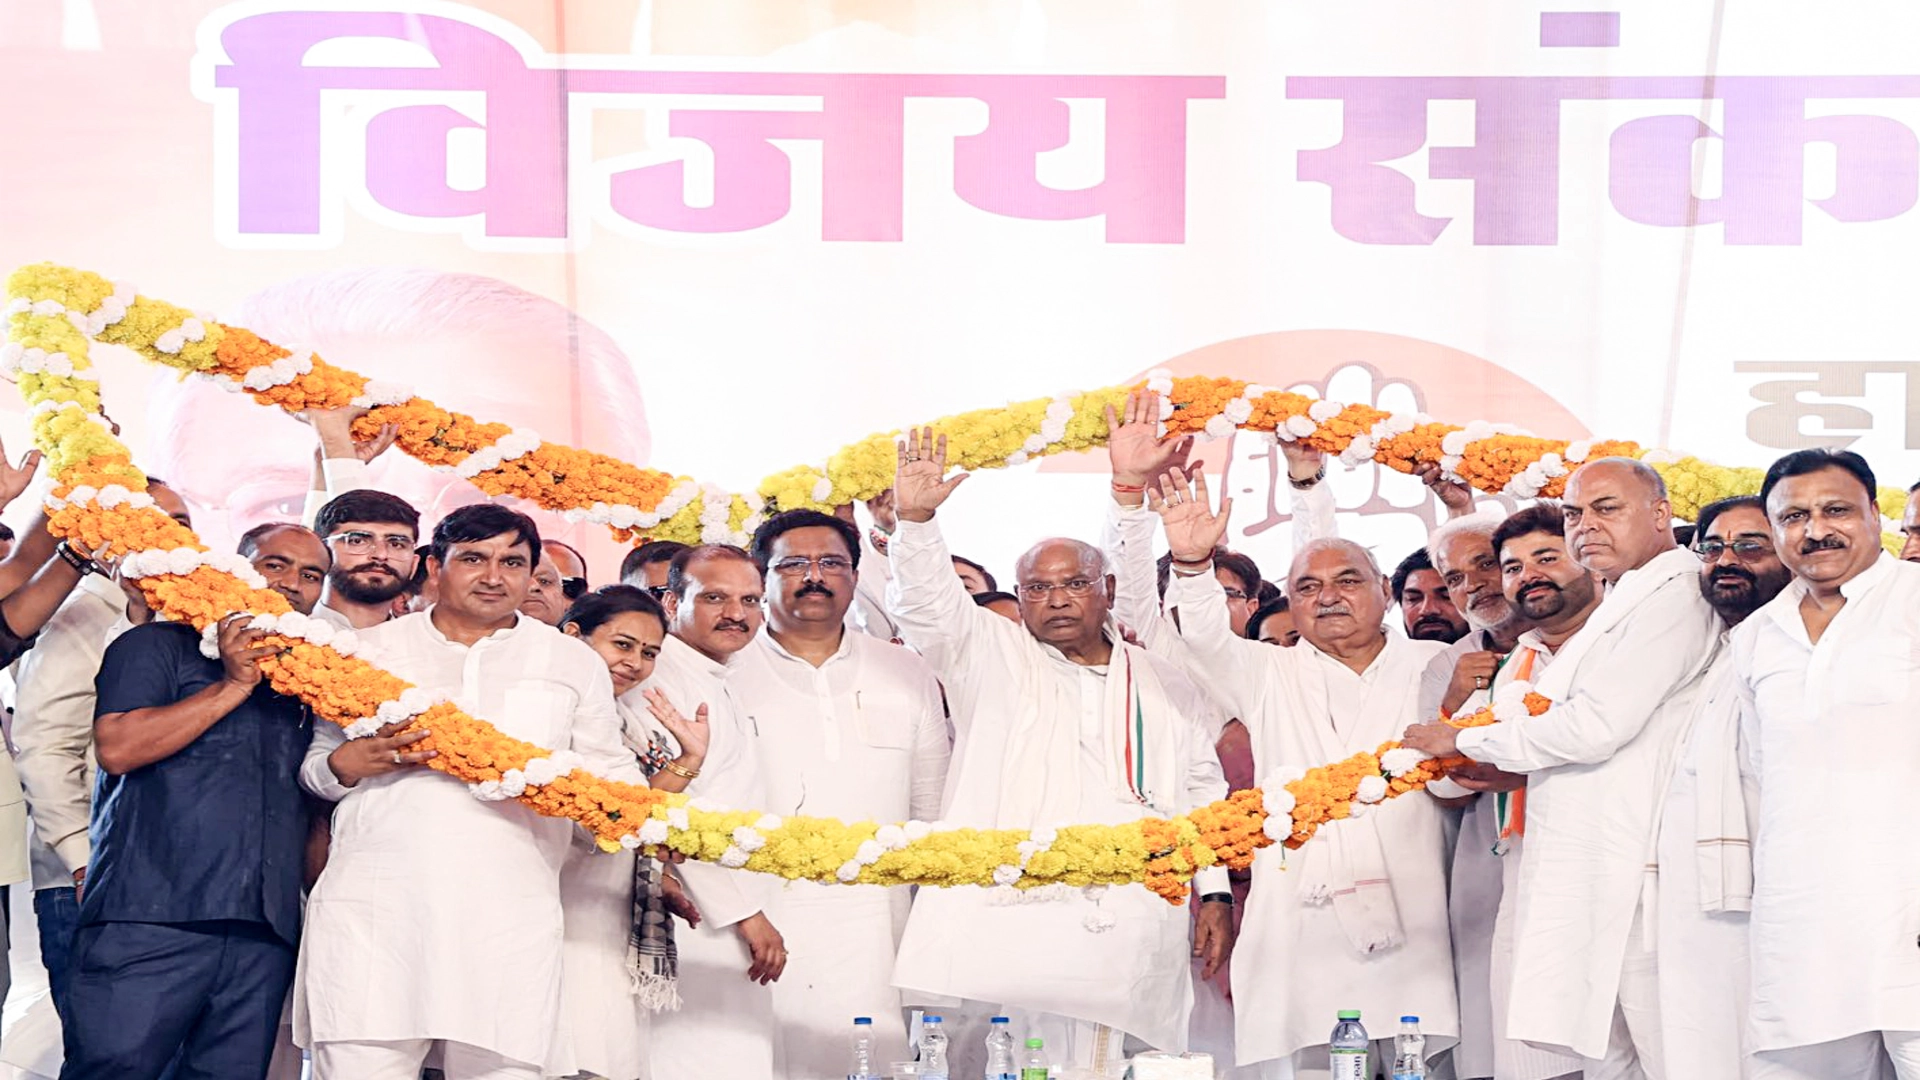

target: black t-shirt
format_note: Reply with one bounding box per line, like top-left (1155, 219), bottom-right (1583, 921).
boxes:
top-left (84, 622), bottom-right (312, 946)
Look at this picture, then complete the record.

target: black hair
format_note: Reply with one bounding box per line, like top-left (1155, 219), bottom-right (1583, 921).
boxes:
top-left (1759, 447), bottom-right (1878, 509)
top-left (620, 539), bottom-right (689, 584)
top-left (750, 510), bottom-right (861, 573)
top-left (0, 522), bottom-right (17, 543)
top-left (315, 488), bottom-right (422, 540)
top-left (1694, 495), bottom-right (1765, 543)
top-left (1155, 547), bottom-right (1262, 599)
top-left (951, 554), bottom-right (997, 592)
top-left (236, 522), bottom-right (328, 564)
top-left (405, 544), bottom-right (432, 595)
top-left (1246, 595), bottom-right (1292, 640)
top-left (1490, 501), bottom-right (1566, 562)
top-left (1256, 579), bottom-right (1282, 605)
top-left (665, 544), bottom-right (758, 599)
top-left (559, 583), bottom-right (667, 638)
top-left (429, 504), bottom-right (541, 566)
top-left (972, 590), bottom-right (1019, 608)
top-left (1389, 548), bottom-right (1433, 604)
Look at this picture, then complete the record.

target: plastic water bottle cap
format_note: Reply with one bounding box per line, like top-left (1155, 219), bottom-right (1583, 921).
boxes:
top-left (924, 1016), bottom-right (943, 1023)
top-left (991, 1017), bottom-right (1010, 1024)
top-left (1337, 1010), bottom-right (1362, 1020)
top-left (1401, 1016), bottom-right (1418, 1023)
top-left (854, 1017), bottom-right (873, 1025)
top-left (1026, 1038), bottom-right (1044, 1049)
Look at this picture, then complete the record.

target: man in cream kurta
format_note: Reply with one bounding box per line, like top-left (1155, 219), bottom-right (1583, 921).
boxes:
top-left (733, 508), bottom-right (950, 1077)
top-left (1163, 532), bottom-right (1457, 1077)
top-left (298, 510), bottom-right (638, 1079)
top-left (1733, 451), bottom-right (1920, 1079)
top-left (886, 428), bottom-right (1231, 1073)
top-left (1405, 460), bottom-right (1722, 1076)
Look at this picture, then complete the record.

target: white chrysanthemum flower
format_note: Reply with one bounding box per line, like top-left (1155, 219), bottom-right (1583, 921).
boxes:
top-left (1355, 775), bottom-right (1389, 804)
top-left (638, 819), bottom-right (670, 845)
top-left (903, 820), bottom-right (932, 842)
top-left (1265, 787), bottom-right (1297, 817)
top-left (992, 865), bottom-right (1023, 887)
top-left (719, 846), bottom-right (750, 868)
top-left (1308, 399), bottom-right (1343, 422)
top-left (666, 807), bottom-right (690, 831)
top-left (1284, 415), bottom-right (1318, 439)
top-left (1440, 430), bottom-right (1472, 457)
top-left (1564, 440), bottom-right (1593, 463)
top-left (754, 814), bottom-right (783, 831)
top-left (470, 780), bottom-right (506, 802)
top-left (1380, 748), bottom-right (1428, 776)
top-left (1203, 414), bottom-right (1235, 440)
top-left (731, 826), bottom-right (766, 852)
top-left (1023, 432), bottom-right (1048, 453)
top-left (523, 757), bottom-right (561, 786)
top-left (1348, 802), bottom-right (1373, 819)
top-left (498, 770), bottom-right (528, 798)
top-left (854, 840), bottom-right (886, 865)
top-left (810, 476), bottom-right (834, 503)
top-left (836, 861), bottom-right (863, 883)
top-left (1004, 450), bottom-right (1029, 467)
top-left (875, 824), bottom-right (909, 850)
top-left (1224, 397), bottom-right (1254, 424)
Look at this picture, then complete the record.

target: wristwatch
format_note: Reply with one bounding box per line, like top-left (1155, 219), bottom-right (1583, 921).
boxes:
top-left (1288, 465), bottom-right (1328, 490)
top-left (54, 539), bottom-right (98, 576)
top-left (1200, 891), bottom-right (1234, 906)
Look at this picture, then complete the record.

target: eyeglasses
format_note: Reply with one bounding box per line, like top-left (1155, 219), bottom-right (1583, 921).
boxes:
top-left (645, 584), bottom-right (673, 600)
top-left (1695, 539), bottom-right (1772, 560)
top-left (326, 530), bottom-right (415, 556)
top-left (1222, 586), bottom-right (1251, 600)
top-left (1017, 579), bottom-right (1098, 602)
top-left (770, 555), bottom-right (854, 577)
top-left (561, 576), bottom-right (588, 600)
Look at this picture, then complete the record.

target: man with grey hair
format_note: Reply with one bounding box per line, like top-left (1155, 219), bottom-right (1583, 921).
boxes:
top-left (885, 429), bottom-right (1232, 1073)
top-left (1155, 468), bottom-right (1459, 1078)
top-left (1405, 458), bottom-right (1722, 1077)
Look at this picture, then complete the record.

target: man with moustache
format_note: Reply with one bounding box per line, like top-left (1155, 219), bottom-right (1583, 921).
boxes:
top-left (1392, 549), bottom-right (1469, 644)
top-left (311, 488), bottom-right (420, 630)
top-left (1647, 495), bottom-right (1792, 1079)
top-left (1447, 503), bottom-right (1603, 1080)
top-left (645, 544), bottom-right (787, 1080)
top-left (1404, 459), bottom-right (1722, 1078)
top-left (732, 510), bottom-right (949, 1079)
top-left (1733, 449), bottom-right (1920, 1079)
top-left (298, 505), bottom-right (637, 1079)
top-left (1157, 469), bottom-right (1458, 1078)
top-left (888, 430), bottom-right (1231, 1073)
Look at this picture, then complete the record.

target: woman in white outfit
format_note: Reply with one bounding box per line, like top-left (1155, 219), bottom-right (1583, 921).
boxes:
top-left (550, 586), bottom-right (709, 1080)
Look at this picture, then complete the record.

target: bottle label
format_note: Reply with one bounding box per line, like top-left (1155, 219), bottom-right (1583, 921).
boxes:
top-left (1392, 1072), bottom-right (1425, 1080)
top-left (1330, 1049), bottom-right (1368, 1080)
top-left (1019, 1070), bottom-right (1048, 1080)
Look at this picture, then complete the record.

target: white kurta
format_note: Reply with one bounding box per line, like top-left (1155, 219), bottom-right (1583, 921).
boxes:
top-left (552, 836), bottom-right (648, 1080)
top-left (886, 517), bottom-right (1228, 1053)
top-left (1733, 555), bottom-right (1920, 1053)
top-left (1455, 547), bottom-right (1722, 1060)
top-left (296, 611), bottom-right (637, 1070)
top-left (641, 634), bottom-right (780, 1080)
top-left (730, 628), bottom-right (950, 1077)
top-left (1654, 646), bottom-right (1753, 1079)
top-left (1165, 570), bottom-right (1458, 1070)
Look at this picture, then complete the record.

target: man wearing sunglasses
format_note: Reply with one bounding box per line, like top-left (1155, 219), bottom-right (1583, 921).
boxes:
top-left (521, 540), bottom-right (591, 625)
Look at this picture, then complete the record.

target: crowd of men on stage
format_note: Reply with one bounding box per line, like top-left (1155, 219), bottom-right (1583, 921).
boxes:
top-left (0, 389), bottom-right (1914, 1080)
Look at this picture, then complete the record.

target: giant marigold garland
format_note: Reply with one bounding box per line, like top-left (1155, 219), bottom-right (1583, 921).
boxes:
top-left (1, 262), bottom-right (1883, 904)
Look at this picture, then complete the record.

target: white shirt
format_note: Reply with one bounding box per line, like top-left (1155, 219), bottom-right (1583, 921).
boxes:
top-left (1733, 554), bottom-right (1920, 1051)
top-left (1454, 546), bottom-right (1722, 1060)
top-left (885, 516), bottom-right (1226, 1052)
top-left (12, 573), bottom-right (125, 887)
top-left (296, 609), bottom-right (635, 1067)
top-left (1166, 568), bottom-right (1457, 1066)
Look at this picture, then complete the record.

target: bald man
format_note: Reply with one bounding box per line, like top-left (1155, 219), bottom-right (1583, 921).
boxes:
top-left (885, 429), bottom-right (1232, 1074)
top-left (1404, 459), bottom-right (1723, 1077)
top-left (1155, 470), bottom-right (1459, 1078)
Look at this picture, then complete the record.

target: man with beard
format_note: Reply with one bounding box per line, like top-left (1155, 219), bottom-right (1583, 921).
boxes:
top-left (1734, 449), bottom-right (1920, 1079)
top-left (1392, 549), bottom-right (1469, 644)
top-left (1647, 495), bottom-right (1791, 1078)
top-left (311, 489), bottom-right (420, 630)
top-left (1157, 469), bottom-right (1457, 1078)
top-left (1404, 459), bottom-right (1722, 1078)
top-left (888, 430), bottom-right (1231, 1074)
top-left (645, 544), bottom-right (786, 1080)
top-left (1901, 480), bottom-right (1920, 563)
top-left (1447, 503), bottom-right (1603, 1080)
top-left (732, 510), bottom-right (949, 1079)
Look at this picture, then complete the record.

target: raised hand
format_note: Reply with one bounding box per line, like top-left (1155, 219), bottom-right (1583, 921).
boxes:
top-left (0, 433), bottom-right (43, 510)
top-left (893, 427), bottom-right (968, 524)
top-left (306, 405), bottom-right (399, 465)
top-left (1104, 391), bottom-right (1193, 490)
top-left (1413, 460), bottom-right (1474, 517)
top-left (642, 687), bottom-right (710, 768)
top-left (1150, 467), bottom-right (1233, 564)
top-left (1280, 439), bottom-right (1325, 485)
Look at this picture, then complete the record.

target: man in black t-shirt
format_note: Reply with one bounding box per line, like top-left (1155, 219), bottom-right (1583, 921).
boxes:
top-left (59, 525), bottom-right (328, 1080)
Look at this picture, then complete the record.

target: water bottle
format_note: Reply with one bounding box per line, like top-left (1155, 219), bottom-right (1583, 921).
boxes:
top-left (1019, 1036), bottom-right (1050, 1080)
top-left (1329, 1010), bottom-right (1369, 1080)
top-left (848, 1016), bottom-right (879, 1080)
top-left (920, 1015), bottom-right (951, 1080)
top-left (984, 1017), bottom-right (1018, 1080)
top-left (1391, 1015), bottom-right (1425, 1080)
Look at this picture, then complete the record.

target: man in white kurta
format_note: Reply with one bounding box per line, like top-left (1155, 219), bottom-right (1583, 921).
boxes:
top-left (1163, 529), bottom-right (1458, 1077)
top-left (1405, 460), bottom-right (1722, 1077)
top-left (1653, 497), bottom-right (1790, 1080)
top-left (298, 511), bottom-right (639, 1079)
top-left (1733, 452), bottom-right (1920, 1079)
top-left (733, 510), bottom-right (950, 1076)
top-left (886, 428), bottom-right (1231, 1074)
top-left (643, 546), bottom-right (784, 1080)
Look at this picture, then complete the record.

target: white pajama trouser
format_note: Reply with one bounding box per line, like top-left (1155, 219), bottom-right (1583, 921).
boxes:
top-left (1751, 1031), bottom-right (1920, 1080)
top-left (311, 1039), bottom-right (541, 1080)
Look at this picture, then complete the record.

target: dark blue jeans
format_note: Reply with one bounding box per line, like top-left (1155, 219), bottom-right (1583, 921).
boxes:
top-left (33, 886), bottom-right (79, 1022)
